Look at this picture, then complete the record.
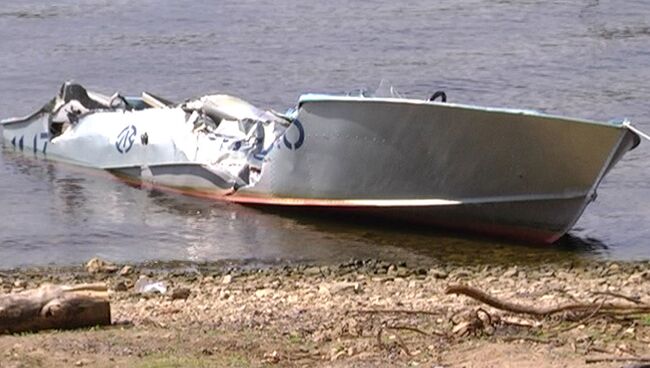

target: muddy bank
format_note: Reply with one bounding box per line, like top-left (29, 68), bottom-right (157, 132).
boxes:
top-left (1, 258), bottom-right (650, 367)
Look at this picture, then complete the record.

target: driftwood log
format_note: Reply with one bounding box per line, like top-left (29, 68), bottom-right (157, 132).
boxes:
top-left (0, 283), bottom-right (110, 334)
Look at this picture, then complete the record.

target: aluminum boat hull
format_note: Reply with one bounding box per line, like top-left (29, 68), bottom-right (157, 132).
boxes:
top-left (231, 95), bottom-right (640, 243)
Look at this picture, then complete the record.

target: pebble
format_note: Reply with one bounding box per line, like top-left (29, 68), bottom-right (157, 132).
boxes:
top-left (119, 265), bottom-right (134, 276)
top-left (219, 290), bottom-right (231, 300)
top-left (255, 289), bottom-right (274, 298)
top-left (85, 257), bottom-right (118, 274)
top-left (503, 267), bottom-right (519, 278)
top-left (114, 281), bottom-right (128, 292)
top-left (171, 287), bottom-right (191, 300)
top-left (396, 267), bottom-right (410, 277)
top-left (222, 275), bottom-right (233, 284)
top-left (304, 266), bottom-right (322, 276)
top-left (319, 281), bottom-right (361, 295)
top-left (430, 269), bottom-right (449, 279)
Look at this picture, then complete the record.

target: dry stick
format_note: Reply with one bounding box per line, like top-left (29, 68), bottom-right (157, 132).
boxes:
top-left (585, 356), bottom-right (650, 364)
top-left (386, 324), bottom-right (445, 337)
top-left (354, 309), bottom-right (441, 316)
top-left (554, 299), bottom-right (606, 333)
top-left (593, 291), bottom-right (642, 305)
top-left (579, 299), bottom-right (607, 321)
top-left (376, 327), bottom-right (384, 349)
top-left (498, 335), bottom-right (556, 344)
top-left (553, 289), bottom-right (582, 303)
top-left (387, 328), bottom-right (411, 356)
top-left (445, 284), bottom-right (650, 317)
top-left (499, 319), bottom-right (537, 328)
top-left (376, 326), bottom-right (415, 356)
top-left (587, 345), bottom-right (614, 355)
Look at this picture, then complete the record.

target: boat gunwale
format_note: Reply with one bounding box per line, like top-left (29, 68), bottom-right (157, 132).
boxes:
top-left (297, 94), bottom-right (628, 129)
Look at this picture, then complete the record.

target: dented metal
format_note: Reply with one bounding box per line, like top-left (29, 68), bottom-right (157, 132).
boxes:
top-left (1, 82), bottom-right (291, 195)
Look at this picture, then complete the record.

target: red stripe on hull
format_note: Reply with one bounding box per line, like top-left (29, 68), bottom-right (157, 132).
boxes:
top-left (109, 178), bottom-right (564, 244)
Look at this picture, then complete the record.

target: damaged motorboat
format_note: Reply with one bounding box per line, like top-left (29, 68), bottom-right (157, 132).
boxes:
top-left (1, 82), bottom-right (642, 243)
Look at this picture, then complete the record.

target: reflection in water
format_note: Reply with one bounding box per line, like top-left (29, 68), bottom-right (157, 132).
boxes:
top-left (55, 177), bottom-right (86, 217)
top-left (251, 207), bottom-right (611, 266)
top-left (0, 143), bottom-right (629, 268)
top-left (556, 234), bottom-right (609, 256)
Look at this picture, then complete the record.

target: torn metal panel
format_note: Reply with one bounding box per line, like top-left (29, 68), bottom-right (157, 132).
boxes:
top-left (0, 82), bottom-right (290, 194)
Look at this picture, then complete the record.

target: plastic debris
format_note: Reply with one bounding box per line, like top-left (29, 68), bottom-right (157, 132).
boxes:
top-left (134, 277), bottom-right (168, 294)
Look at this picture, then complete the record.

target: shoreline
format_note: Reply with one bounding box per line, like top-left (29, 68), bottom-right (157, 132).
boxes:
top-left (2, 258), bottom-right (650, 367)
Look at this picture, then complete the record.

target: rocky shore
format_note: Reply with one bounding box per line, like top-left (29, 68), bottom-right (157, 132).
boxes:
top-left (2, 258), bottom-right (650, 367)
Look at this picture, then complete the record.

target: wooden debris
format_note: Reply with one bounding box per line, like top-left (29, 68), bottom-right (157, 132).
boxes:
top-left (0, 283), bottom-right (110, 334)
top-left (352, 308), bottom-right (442, 316)
top-left (445, 284), bottom-right (650, 317)
top-left (585, 356), bottom-right (650, 364)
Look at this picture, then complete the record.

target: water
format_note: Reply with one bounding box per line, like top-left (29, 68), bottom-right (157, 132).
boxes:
top-left (1, 0), bottom-right (649, 268)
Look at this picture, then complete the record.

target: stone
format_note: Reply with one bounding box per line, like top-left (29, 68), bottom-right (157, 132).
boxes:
top-left (387, 265), bottom-right (397, 275)
top-left (430, 269), bottom-right (448, 279)
top-left (202, 275), bottom-right (214, 283)
top-left (255, 289), bottom-right (274, 298)
top-left (396, 267), bottom-right (410, 277)
top-left (85, 258), bottom-right (118, 274)
top-left (319, 281), bottom-right (360, 295)
top-left (330, 350), bottom-right (346, 361)
top-left (219, 289), bottom-right (231, 300)
top-left (304, 266), bottom-right (322, 276)
top-left (262, 350), bottom-right (280, 364)
top-left (503, 267), bottom-right (519, 278)
top-left (628, 270), bottom-right (650, 284)
top-left (118, 265), bottom-right (134, 276)
top-left (171, 287), bottom-right (191, 300)
top-left (222, 275), bottom-right (233, 284)
top-left (114, 280), bottom-right (128, 292)
top-left (600, 262), bottom-right (621, 276)
top-left (628, 273), bottom-right (643, 283)
top-left (453, 270), bottom-right (471, 279)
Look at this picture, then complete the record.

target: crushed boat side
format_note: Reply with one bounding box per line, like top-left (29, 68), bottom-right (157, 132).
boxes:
top-left (1, 82), bottom-right (292, 195)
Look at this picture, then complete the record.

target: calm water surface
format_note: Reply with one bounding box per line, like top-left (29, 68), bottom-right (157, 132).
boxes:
top-left (1, 0), bottom-right (649, 268)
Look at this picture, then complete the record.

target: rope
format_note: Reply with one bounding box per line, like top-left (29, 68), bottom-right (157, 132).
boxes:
top-left (623, 120), bottom-right (650, 142)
